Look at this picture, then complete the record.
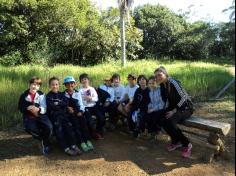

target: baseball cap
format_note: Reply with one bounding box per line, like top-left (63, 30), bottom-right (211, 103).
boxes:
top-left (63, 76), bottom-right (76, 84)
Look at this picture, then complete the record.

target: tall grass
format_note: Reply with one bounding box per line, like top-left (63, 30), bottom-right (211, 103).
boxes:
top-left (0, 60), bottom-right (234, 129)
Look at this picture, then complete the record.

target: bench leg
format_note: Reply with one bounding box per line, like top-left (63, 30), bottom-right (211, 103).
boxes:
top-left (201, 149), bottom-right (216, 163)
top-left (207, 132), bottom-right (226, 159)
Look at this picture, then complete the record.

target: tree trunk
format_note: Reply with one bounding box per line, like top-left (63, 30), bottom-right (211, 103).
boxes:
top-left (120, 10), bottom-right (126, 67)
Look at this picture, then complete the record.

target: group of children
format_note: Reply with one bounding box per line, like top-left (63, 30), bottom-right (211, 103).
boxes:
top-left (18, 66), bottom-right (194, 158)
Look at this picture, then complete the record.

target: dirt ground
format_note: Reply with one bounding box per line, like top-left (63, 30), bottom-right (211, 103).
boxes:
top-left (0, 97), bottom-right (235, 176)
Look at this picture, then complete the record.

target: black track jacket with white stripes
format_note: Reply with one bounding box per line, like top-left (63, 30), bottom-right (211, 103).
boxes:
top-left (160, 77), bottom-right (192, 111)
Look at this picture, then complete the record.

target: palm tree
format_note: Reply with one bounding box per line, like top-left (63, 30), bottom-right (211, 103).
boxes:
top-left (118, 0), bottom-right (134, 67)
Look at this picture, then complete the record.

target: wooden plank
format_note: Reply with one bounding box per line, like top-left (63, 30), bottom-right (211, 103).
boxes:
top-left (179, 126), bottom-right (209, 138)
top-left (183, 132), bottom-right (220, 151)
top-left (182, 116), bottom-right (231, 136)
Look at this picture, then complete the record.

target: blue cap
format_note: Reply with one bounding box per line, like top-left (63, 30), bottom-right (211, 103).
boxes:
top-left (63, 76), bottom-right (76, 84)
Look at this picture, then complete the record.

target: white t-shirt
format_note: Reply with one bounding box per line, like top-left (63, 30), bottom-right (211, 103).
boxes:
top-left (79, 86), bottom-right (98, 108)
top-left (120, 84), bottom-right (139, 102)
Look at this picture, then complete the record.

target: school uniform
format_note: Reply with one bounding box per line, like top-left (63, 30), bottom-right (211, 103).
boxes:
top-left (129, 87), bottom-right (150, 132)
top-left (46, 91), bottom-right (78, 150)
top-left (95, 87), bottom-right (111, 107)
top-left (146, 87), bottom-right (165, 134)
top-left (113, 84), bottom-right (125, 103)
top-left (64, 90), bottom-right (91, 143)
top-left (99, 85), bottom-right (117, 124)
top-left (111, 84), bottom-right (125, 121)
top-left (18, 89), bottom-right (53, 147)
top-left (99, 85), bottom-right (115, 103)
top-left (79, 87), bottom-right (105, 135)
top-left (160, 77), bottom-right (194, 147)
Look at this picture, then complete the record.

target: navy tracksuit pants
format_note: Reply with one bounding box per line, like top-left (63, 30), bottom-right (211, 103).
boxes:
top-left (23, 114), bottom-right (53, 147)
top-left (101, 101), bottom-right (117, 124)
top-left (128, 111), bottom-right (147, 133)
top-left (84, 106), bottom-right (105, 134)
top-left (68, 114), bottom-right (91, 143)
top-left (50, 112), bottom-right (77, 150)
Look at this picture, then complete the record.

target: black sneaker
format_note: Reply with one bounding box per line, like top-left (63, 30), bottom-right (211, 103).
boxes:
top-left (41, 141), bottom-right (50, 155)
top-left (133, 130), bottom-right (139, 139)
top-left (108, 122), bottom-right (116, 131)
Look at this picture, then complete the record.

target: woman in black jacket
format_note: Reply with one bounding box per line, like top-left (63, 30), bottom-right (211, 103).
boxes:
top-left (154, 66), bottom-right (194, 158)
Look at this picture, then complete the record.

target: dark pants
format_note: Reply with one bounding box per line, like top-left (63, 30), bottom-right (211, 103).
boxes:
top-left (85, 106), bottom-right (105, 134)
top-left (136, 111), bottom-right (147, 133)
top-left (102, 101), bottom-right (117, 124)
top-left (128, 111), bottom-right (147, 133)
top-left (23, 114), bottom-right (53, 147)
top-left (160, 110), bottom-right (192, 147)
top-left (146, 110), bottom-right (165, 133)
top-left (128, 113), bottom-right (135, 131)
top-left (68, 114), bottom-right (91, 143)
top-left (50, 112), bottom-right (77, 150)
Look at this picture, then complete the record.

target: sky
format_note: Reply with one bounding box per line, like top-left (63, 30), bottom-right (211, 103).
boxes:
top-left (90, 0), bottom-right (234, 22)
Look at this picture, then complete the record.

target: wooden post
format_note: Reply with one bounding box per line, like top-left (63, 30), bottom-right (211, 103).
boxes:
top-left (215, 78), bottom-right (235, 99)
top-left (207, 132), bottom-right (226, 154)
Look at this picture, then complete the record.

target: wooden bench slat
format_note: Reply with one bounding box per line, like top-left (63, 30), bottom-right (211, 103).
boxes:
top-left (183, 133), bottom-right (220, 151)
top-left (183, 116), bottom-right (231, 136)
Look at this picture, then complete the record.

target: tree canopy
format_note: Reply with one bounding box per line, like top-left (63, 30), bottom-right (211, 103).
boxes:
top-left (0, 0), bottom-right (234, 66)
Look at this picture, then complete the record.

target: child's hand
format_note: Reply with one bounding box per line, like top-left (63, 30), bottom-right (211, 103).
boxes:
top-left (68, 107), bottom-right (74, 114)
top-left (85, 96), bottom-right (92, 102)
top-left (148, 109), bottom-right (154, 114)
top-left (125, 104), bottom-right (131, 113)
top-left (30, 106), bottom-right (40, 113)
top-left (30, 107), bottom-right (40, 117)
top-left (77, 112), bottom-right (83, 117)
top-left (104, 102), bottom-right (110, 107)
top-left (32, 111), bottom-right (39, 117)
top-left (27, 106), bottom-right (34, 111)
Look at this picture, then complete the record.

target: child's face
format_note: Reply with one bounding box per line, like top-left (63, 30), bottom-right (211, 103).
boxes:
top-left (50, 80), bottom-right (60, 93)
top-left (65, 82), bottom-right (76, 91)
top-left (105, 80), bottom-right (112, 87)
top-left (113, 78), bottom-right (120, 87)
top-left (148, 79), bottom-right (157, 90)
top-left (139, 78), bottom-right (147, 87)
top-left (29, 83), bottom-right (40, 93)
top-left (128, 78), bottom-right (136, 87)
top-left (81, 78), bottom-right (89, 87)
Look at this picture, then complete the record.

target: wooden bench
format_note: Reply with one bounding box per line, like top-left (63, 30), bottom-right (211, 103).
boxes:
top-left (179, 116), bottom-right (231, 162)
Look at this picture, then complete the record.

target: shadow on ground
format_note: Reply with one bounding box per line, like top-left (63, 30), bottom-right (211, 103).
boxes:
top-left (0, 130), bottom-right (202, 175)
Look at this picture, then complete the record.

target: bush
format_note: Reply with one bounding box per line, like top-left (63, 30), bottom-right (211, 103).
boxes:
top-left (0, 51), bottom-right (22, 66)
